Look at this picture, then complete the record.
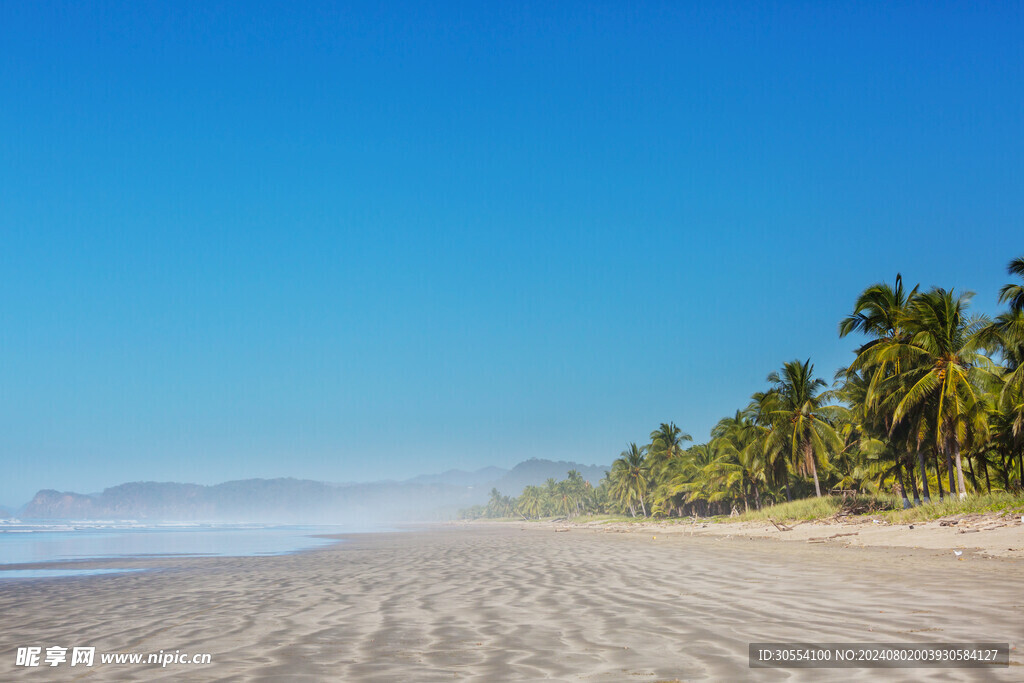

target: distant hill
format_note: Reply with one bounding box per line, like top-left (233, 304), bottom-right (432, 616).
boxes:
top-left (22, 479), bottom-right (478, 523)
top-left (405, 466), bottom-right (509, 488)
top-left (492, 459), bottom-right (609, 496)
top-left (20, 459), bottom-right (610, 522)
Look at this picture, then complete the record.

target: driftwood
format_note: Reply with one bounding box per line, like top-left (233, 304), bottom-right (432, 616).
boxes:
top-left (767, 518), bottom-right (793, 532)
top-left (807, 531), bottom-right (860, 543)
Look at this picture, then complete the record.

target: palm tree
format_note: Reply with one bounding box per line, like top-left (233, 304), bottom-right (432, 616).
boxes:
top-left (999, 256), bottom-right (1024, 314)
top-left (892, 289), bottom-right (996, 499)
top-left (669, 443), bottom-right (728, 514)
top-left (649, 422), bottom-right (692, 467)
top-left (564, 470), bottom-right (589, 516)
top-left (840, 274), bottom-right (930, 503)
top-left (840, 274), bottom-right (919, 354)
top-left (764, 359), bottom-right (844, 497)
top-left (485, 487), bottom-right (513, 518)
top-left (709, 411), bottom-right (766, 511)
top-left (980, 309), bottom-right (1024, 488)
top-left (516, 486), bottom-right (544, 519)
top-left (747, 390), bottom-right (791, 501)
top-left (647, 422), bottom-right (692, 516)
top-left (610, 443), bottom-right (650, 516)
top-left (831, 367), bottom-right (908, 504)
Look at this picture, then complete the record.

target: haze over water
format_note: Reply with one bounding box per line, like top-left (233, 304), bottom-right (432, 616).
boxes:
top-left (0, 521), bottom-right (353, 575)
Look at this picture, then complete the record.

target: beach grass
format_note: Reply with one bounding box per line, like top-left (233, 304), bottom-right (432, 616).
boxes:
top-left (729, 491), bottom-right (1024, 525)
top-left (485, 491), bottom-right (1024, 526)
top-left (732, 495), bottom-right (884, 522)
top-left (879, 491), bottom-right (1024, 524)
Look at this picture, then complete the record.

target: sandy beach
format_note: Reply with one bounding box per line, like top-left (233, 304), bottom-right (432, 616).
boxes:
top-left (537, 512), bottom-right (1024, 559)
top-left (1, 525), bottom-right (1021, 681)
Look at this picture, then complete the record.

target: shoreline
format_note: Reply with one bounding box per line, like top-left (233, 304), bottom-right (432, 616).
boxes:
top-left (463, 510), bottom-right (1024, 560)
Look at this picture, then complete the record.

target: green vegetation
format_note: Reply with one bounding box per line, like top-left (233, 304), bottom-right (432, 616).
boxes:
top-left (461, 258), bottom-right (1024, 522)
top-left (880, 491), bottom-right (1024, 524)
top-left (734, 495), bottom-right (888, 523)
top-left (459, 473), bottom-right (611, 520)
top-left (733, 491), bottom-right (1024, 525)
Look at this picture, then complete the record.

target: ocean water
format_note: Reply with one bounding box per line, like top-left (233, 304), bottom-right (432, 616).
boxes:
top-left (0, 521), bottom-right (350, 578)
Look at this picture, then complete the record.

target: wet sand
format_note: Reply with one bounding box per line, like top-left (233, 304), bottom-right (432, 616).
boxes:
top-left (1, 525), bottom-right (1021, 681)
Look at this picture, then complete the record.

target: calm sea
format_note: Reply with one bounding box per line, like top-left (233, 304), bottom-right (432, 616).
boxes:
top-left (0, 521), bottom-right (354, 579)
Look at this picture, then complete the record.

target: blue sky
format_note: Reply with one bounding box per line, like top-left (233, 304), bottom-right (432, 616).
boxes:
top-left (1, 1), bottom-right (1021, 506)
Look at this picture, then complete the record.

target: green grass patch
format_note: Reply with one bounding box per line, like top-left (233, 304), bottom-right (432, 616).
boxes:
top-left (728, 491), bottom-right (1024, 524)
top-left (879, 491), bottom-right (1024, 524)
top-left (733, 495), bottom-right (898, 523)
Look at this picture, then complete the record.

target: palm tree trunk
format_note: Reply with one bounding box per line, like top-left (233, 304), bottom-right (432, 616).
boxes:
top-left (954, 446), bottom-right (967, 500)
top-left (917, 446), bottom-right (930, 503)
top-left (965, 453), bottom-right (978, 492)
top-left (983, 456), bottom-right (991, 494)
top-left (906, 456), bottom-right (920, 507)
top-left (806, 442), bottom-right (822, 497)
top-left (934, 450), bottom-right (945, 500)
top-left (639, 496), bottom-right (647, 517)
top-left (946, 450), bottom-right (956, 498)
top-left (894, 457), bottom-right (910, 509)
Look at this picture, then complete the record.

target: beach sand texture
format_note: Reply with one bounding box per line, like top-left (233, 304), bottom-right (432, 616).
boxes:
top-left (1, 525), bottom-right (1021, 681)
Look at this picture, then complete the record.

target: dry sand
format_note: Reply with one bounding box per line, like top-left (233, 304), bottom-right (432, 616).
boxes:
top-left (546, 511), bottom-right (1024, 559)
top-left (1, 525), bottom-right (1021, 681)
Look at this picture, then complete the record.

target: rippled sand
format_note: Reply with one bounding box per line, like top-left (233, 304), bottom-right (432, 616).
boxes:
top-left (1, 525), bottom-right (1021, 681)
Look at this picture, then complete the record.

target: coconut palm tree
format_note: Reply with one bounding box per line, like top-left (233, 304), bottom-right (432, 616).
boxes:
top-left (649, 422), bottom-right (692, 468)
top-left (745, 390), bottom-right (791, 501)
top-left (709, 411), bottom-right (766, 511)
top-left (647, 422), bottom-right (692, 516)
top-left (839, 274), bottom-right (933, 503)
top-left (831, 367), bottom-right (910, 504)
top-left (516, 485), bottom-right (544, 519)
top-left (892, 288), bottom-right (996, 499)
top-left (564, 470), bottom-right (587, 516)
top-left (610, 443), bottom-right (650, 516)
top-left (764, 359), bottom-right (845, 497)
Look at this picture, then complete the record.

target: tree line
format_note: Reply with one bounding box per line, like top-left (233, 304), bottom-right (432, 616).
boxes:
top-left (462, 257), bottom-right (1024, 520)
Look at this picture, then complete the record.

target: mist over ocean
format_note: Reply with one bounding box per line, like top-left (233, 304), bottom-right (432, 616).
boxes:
top-left (0, 521), bottom-right (356, 575)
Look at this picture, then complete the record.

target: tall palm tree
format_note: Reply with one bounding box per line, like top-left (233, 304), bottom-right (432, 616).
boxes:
top-left (564, 470), bottom-right (587, 516)
top-left (516, 485), bottom-right (543, 519)
top-left (764, 359), bottom-right (844, 497)
top-left (649, 422), bottom-right (692, 467)
top-left (840, 274), bottom-right (931, 503)
top-left (610, 443), bottom-right (650, 516)
top-left (892, 289), bottom-right (996, 499)
top-left (647, 422), bottom-right (692, 516)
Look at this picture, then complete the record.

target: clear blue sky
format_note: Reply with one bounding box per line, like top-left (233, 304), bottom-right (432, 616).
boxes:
top-left (1, 1), bottom-right (1021, 506)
